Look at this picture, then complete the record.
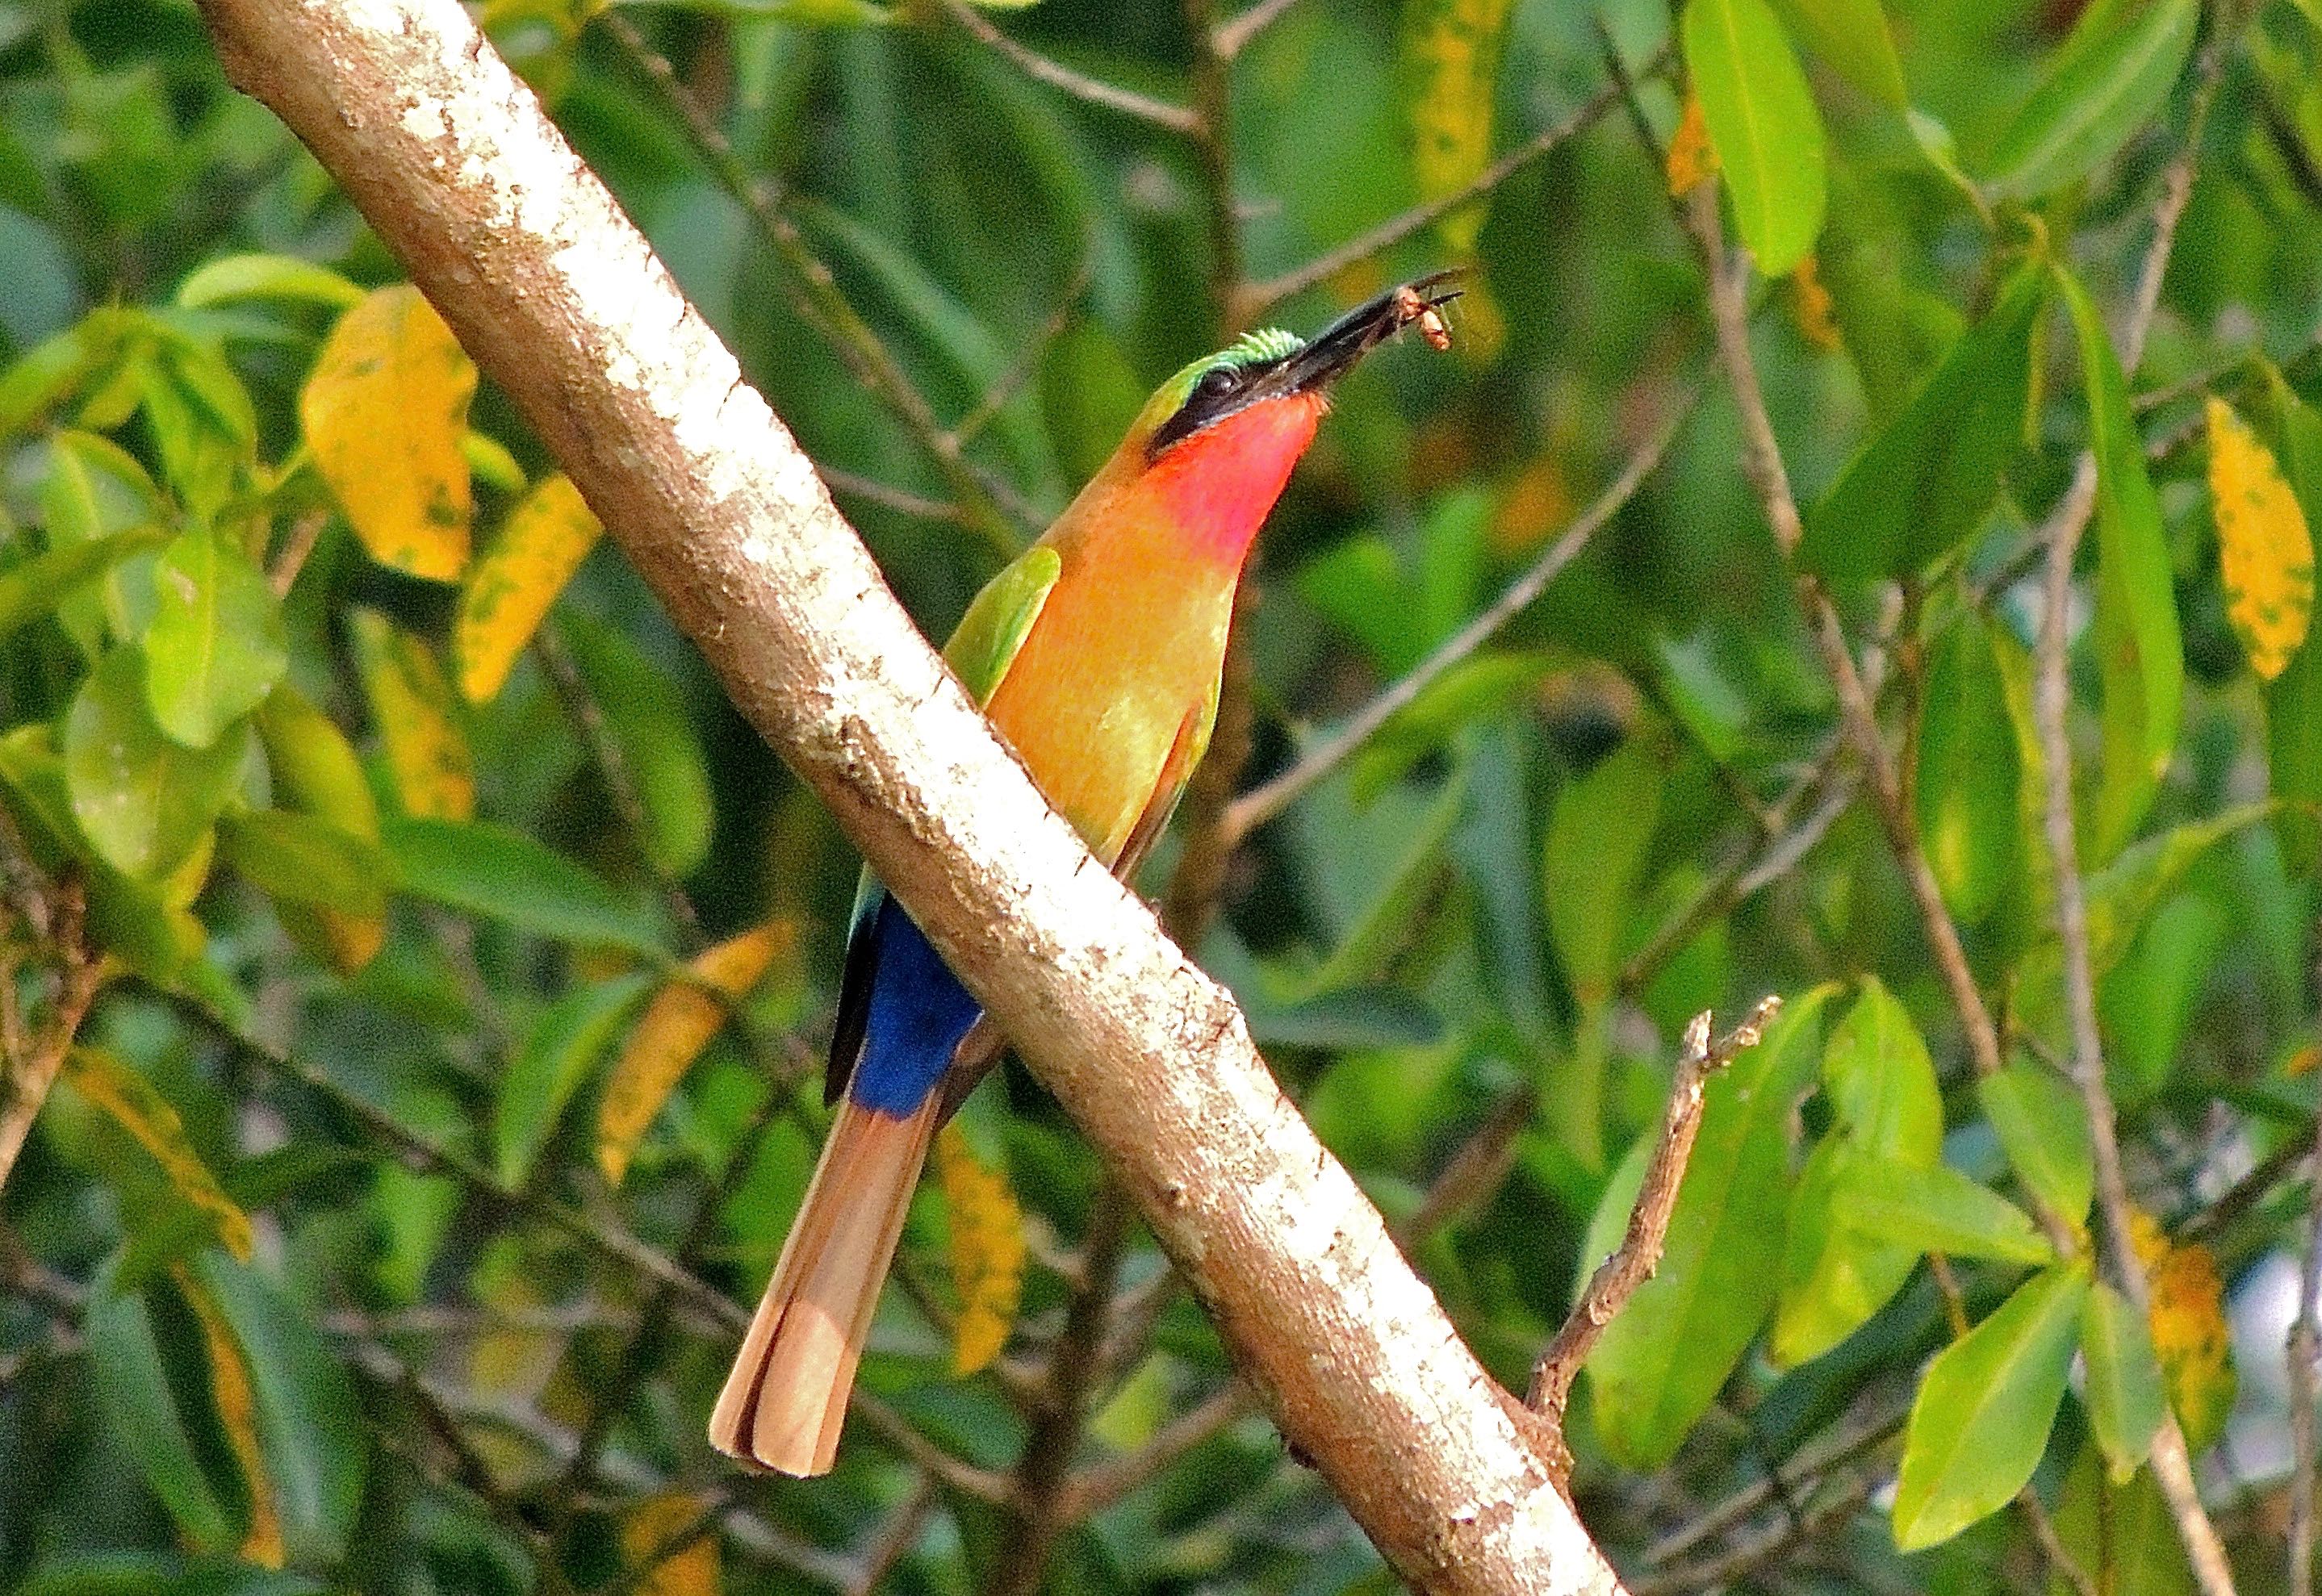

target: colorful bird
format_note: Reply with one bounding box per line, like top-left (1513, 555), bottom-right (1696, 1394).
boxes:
top-left (709, 274), bottom-right (1461, 1477)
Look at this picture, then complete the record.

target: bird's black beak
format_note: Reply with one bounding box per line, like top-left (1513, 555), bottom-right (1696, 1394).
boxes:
top-left (1272, 268), bottom-right (1466, 396)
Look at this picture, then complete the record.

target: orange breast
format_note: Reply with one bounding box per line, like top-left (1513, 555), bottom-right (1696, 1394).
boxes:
top-left (981, 510), bottom-right (1236, 863)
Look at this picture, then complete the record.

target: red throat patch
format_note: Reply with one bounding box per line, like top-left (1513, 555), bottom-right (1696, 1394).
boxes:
top-left (1143, 393), bottom-right (1326, 565)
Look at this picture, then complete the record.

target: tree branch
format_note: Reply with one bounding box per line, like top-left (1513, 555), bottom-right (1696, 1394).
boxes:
top-left (193, 2), bottom-right (1620, 1586)
top-left (1525, 1002), bottom-right (1779, 1442)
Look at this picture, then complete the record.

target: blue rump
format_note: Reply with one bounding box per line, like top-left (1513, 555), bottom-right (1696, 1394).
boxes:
top-left (848, 896), bottom-right (985, 1117)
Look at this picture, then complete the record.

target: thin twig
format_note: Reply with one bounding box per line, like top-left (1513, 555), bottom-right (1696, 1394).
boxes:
top-left (2029, 45), bottom-right (2237, 1596)
top-left (1630, 1474), bottom-right (1874, 1596)
top-left (1222, 391), bottom-right (1696, 844)
top-left (1678, 179), bottom-right (2019, 1105)
top-left (2291, 925), bottom-right (2322, 1596)
top-left (268, 507), bottom-right (327, 596)
top-left (941, 0), bottom-right (1199, 133)
top-left (1238, 59), bottom-right (1658, 319)
top-left (818, 465), bottom-right (965, 526)
top-left (1211, 0), bottom-right (1306, 59)
top-left (595, 9), bottom-right (1023, 553)
top-left (984, 1185), bottom-right (1138, 1595)
top-left (845, 1473), bottom-right (938, 1596)
top-left (1643, 1392), bottom-right (1912, 1567)
top-left (1526, 1001), bottom-right (1780, 1434)
top-left (948, 246), bottom-right (1098, 450)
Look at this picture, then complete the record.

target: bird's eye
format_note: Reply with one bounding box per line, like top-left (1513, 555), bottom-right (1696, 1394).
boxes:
top-left (1195, 366), bottom-right (1241, 399)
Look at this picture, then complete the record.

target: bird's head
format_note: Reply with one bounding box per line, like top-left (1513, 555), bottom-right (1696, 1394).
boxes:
top-left (1111, 272), bottom-right (1461, 562)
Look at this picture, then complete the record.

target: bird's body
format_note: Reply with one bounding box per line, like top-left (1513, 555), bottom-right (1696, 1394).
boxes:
top-left (711, 278), bottom-right (1456, 1477)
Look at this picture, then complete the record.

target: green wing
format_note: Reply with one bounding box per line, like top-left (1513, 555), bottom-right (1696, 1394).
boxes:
top-left (943, 545), bottom-right (1061, 706)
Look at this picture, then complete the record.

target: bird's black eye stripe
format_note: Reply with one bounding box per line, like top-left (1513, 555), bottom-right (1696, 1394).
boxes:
top-left (1196, 366), bottom-right (1240, 397)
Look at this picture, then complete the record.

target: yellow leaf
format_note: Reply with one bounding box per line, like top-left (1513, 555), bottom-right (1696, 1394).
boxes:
top-left (349, 608), bottom-right (475, 821)
top-left (300, 284), bottom-right (475, 582)
top-left (933, 1121), bottom-right (1025, 1375)
top-left (1403, 0), bottom-right (1515, 253)
top-left (595, 922), bottom-right (794, 1186)
top-left (1667, 93), bottom-right (1719, 198)
top-left (2288, 1041), bottom-right (2321, 1078)
top-left (456, 474), bottom-right (604, 703)
top-left (2207, 395), bottom-right (2316, 681)
top-left (1791, 255), bottom-right (1842, 353)
top-left (173, 1263), bottom-right (284, 1569)
top-left (66, 1047), bottom-right (253, 1262)
top-left (2128, 1209), bottom-right (2237, 1452)
top-left (621, 1491), bottom-right (720, 1596)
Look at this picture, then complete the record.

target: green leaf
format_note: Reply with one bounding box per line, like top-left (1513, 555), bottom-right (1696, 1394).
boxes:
top-left (1544, 739), bottom-right (1663, 1005)
top-left (1984, 0), bottom-right (2197, 198)
top-left (1915, 608), bottom-right (2021, 922)
top-left (195, 1254), bottom-right (366, 1563)
top-left (1837, 1156), bottom-right (2054, 1264)
top-left (496, 972), bottom-right (654, 1184)
top-left (1683, 0), bottom-right (1829, 276)
top-left (2058, 265), bottom-right (2182, 861)
top-left (1774, 977), bottom-right (1943, 1364)
top-left (40, 428), bottom-right (165, 650)
top-left (558, 611), bottom-right (715, 881)
top-left (1584, 985), bottom-right (1831, 1468)
top-left (174, 253), bottom-right (366, 312)
top-left (2100, 888), bottom-right (2228, 1105)
top-left (65, 648), bottom-right (248, 879)
top-left (1894, 1261), bottom-right (2090, 1549)
top-left (1766, 0), bottom-right (1906, 107)
top-left (2049, 1446), bottom-right (2193, 1596)
top-left (83, 1256), bottom-right (241, 1556)
top-left (0, 525), bottom-right (165, 643)
top-left (1978, 1060), bottom-right (2094, 1228)
top-left (2081, 1281), bottom-right (2165, 1481)
top-left (144, 530), bottom-right (287, 750)
top-left (1799, 268), bottom-right (2045, 579)
top-left (382, 814), bottom-right (667, 955)
top-left (215, 810), bottom-right (391, 919)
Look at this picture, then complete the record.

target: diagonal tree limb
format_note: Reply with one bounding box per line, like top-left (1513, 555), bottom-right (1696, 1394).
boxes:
top-left (191, 2), bottom-right (1621, 1588)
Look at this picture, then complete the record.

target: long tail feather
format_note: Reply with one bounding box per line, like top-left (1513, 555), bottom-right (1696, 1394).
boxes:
top-left (709, 1096), bottom-right (939, 1475)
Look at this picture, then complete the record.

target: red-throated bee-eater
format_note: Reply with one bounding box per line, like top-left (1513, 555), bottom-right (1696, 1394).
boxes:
top-left (710, 274), bottom-right (1460, 1476)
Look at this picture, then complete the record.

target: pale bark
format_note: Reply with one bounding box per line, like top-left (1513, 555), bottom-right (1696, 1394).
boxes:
top-left (190, 1), bottom-right (1621, 1589)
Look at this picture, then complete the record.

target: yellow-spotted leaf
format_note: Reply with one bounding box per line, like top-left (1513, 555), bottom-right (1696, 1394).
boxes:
top-left (300, 285), bottom-right (475, 582)
top-left (621, 1491), bottom-right (720, 1596)
top-left (1667, 93), bottom-right (1719, 198)
top-left (1401, 0), bottom-right (1514, 253)
top-left (67, 1047), bottom-right (253, 1263)
top-left (1791, 255), bottom-right (1841, 352)
top-left (171, 1263), bottom-right (285, 1569)
top-left (934, 1122), bottom-right (1025, 1375)
top-left (595, 922), bottom-right (794, 1186)
top-left (2207, 395), bottom-right (2316, 681)
top-left (349, 608), bottom-right (474, 821)
top-left (457, 474), bottom-right (604, 703)
top-left (2128, 1210), bottom-right (2236, 1452)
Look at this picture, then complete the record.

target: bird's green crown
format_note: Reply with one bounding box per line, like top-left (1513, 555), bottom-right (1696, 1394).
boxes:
top-left (1133, 327), bottom-right (1304, 454)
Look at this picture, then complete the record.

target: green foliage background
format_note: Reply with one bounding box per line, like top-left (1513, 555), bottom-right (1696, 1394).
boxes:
top-left (2, 0), bottom-right (2320, 1590)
